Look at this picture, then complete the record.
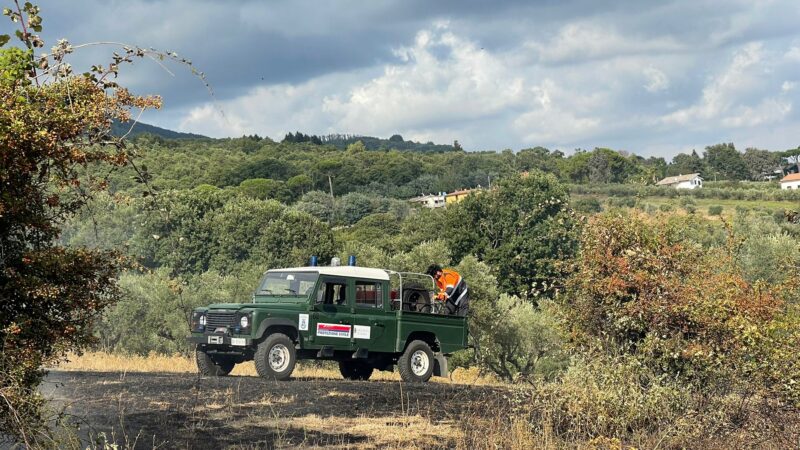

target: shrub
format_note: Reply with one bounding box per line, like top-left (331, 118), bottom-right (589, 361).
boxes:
top-left (708, 205), bottom-right (723, 216)
top-left (572, 197), bottom-right (603, 214)
top-left (563, 212), bottom-right (793, 399)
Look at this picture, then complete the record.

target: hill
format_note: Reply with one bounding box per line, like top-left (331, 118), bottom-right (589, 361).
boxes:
top-left (110, 120), bottom-right (209, 140)
top-left (283, 131), bottom-right (455, 152)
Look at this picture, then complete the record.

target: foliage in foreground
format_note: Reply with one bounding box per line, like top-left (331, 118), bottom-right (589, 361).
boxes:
top-left (0, 2), bottom-right (162, 444)
top-left (563, 212), bottom-right (800, 409)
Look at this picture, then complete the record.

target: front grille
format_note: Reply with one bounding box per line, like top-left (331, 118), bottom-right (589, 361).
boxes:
top-left (207, 311), bottom-right (237, 331)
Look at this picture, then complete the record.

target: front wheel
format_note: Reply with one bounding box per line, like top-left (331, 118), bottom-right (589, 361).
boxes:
top-left (398, 340), bottom-right (434, 383)
top-left (254, 333), bottom-right (296, 380)
top-left (196, 347), bottom-right (235, 376)
top-left (339, 360), bottom-right (374, 380)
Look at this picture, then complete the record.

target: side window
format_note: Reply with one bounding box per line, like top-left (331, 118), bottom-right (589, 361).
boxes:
top-left (316, 279), bottom-right (348, 306)
top-left (355, 281), bottom-right (382, 308)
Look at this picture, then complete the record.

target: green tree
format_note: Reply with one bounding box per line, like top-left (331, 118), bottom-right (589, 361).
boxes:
top-left (294, 190), bottom-right (335, 222)
top-left (238, 178), bottom-right (290, 202)
top-left (286, 174), bottom-right (312, 198)
top-left (337, 192), bottom-right (374, 225)
top-left (742, 147), bottom-right (780, 180)
top-left (703, 143), bottom-right (748, 180)
top-left (667, 150), bottom-right (705, 176)
top-left (447, 172), bottom-right (580, 298)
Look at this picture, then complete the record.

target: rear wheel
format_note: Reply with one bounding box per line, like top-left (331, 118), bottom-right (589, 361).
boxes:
top-left (196, 347), bottom-right (235, 376)
top-left (338, 360), bottom-right (374, 380)
top-left (398, 340), bottom-right (434, 383)
top-left (254, 333), bottom-right (296, 381)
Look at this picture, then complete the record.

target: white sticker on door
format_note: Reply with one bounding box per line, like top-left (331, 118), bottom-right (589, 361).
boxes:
top-left (353, 325), bottom-right (371, 339)
top-left (316, 323), bottom-right (351, 338)
top-left (298, 314), bottom-right (309, 331)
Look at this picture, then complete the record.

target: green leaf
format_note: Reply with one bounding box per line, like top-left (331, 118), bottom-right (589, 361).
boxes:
top-left (0, 34), bottom-right (9, 47)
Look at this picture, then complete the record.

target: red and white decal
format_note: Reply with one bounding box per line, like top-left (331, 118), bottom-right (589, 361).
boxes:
top-left (316, 323), bottom-right (351, 338)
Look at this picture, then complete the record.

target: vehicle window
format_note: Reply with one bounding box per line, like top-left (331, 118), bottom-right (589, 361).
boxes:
top-left (355, 281), bottom-right (382, 308)
top-left (258, 271), bottom-right (319, 296)
top-left (316, 279), bottom-right (348, 306)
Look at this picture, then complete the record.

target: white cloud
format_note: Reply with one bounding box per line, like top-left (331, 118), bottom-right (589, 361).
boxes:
top-left (661, 42), bottom-right (792, 128)
top-left (785, 46), bottom-right (800, 61)
top-left (526, 22), bottom-right (683, 64)
top-left (643, 66), bottom-right (670, 92)
top-left (322, 25), bottom-right (528, 135)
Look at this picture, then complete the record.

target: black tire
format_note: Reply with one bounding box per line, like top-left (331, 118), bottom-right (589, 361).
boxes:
top-left (398, 340), bottom-right (434, 383)
top-left (338, 360), bottom-right (374, 380)
top-left (254, 333), bottom-right (296, 381)
top-left (196, 347), bottom-right (235, 376)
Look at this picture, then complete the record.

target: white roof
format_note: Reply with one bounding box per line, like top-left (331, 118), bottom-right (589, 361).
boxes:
top-left (267, 265), bottom-right (390, 281)
top-left (656, 173), bottom-right (702, 185)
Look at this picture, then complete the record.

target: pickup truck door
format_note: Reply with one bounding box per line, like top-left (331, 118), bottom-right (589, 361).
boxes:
top-left (351, 279), bottom-right (395, 352)
top-left (309, 277), bottom-right (353, 350)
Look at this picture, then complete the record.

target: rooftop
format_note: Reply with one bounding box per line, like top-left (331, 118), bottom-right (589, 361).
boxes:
top-left (656, 173), bottom-right (702, 185)
top-left (267, 266), bottom-right (390, 281)
top-left (780, 173), bottom-right (800, 183)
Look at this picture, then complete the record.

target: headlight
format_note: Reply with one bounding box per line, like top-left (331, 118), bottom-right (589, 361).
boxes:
top-left (199, 314), bottom-right (207, 326)
top-left (240, 315), bottom-right (249, 328)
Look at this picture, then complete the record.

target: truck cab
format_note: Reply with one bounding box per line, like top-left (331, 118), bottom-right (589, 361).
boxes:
top-left (187, 265), bottom-right (469, 382)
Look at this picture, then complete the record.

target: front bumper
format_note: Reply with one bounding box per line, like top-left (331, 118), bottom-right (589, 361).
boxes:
top-left (188, 334), bottom-right (253, 347)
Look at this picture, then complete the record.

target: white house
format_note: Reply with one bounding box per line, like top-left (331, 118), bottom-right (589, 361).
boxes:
top-left (409, 193), bottom-right (446, 208)
top-left (656, 173), bottom-right (703, 189)
top-left (780, 173), bottom-right (800, 189)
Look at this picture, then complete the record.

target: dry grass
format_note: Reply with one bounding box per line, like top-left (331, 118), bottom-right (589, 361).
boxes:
top-left (55, 352), bottom-right (500, 385)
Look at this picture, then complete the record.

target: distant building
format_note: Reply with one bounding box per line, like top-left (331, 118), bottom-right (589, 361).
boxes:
top-left (409, 193), bottom-right (446, 208)
top-left (761, 167), bottom-right (785, 181)
top-left (656, 173), bottom-right (703, 189)
top-left (780, 173), bottom-right (800, 189)
top-left (445, 188), bottom-right (479, 205)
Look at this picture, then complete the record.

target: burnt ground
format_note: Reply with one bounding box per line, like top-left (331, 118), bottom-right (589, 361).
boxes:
top-left (42, 371), bottom-right (521, 449)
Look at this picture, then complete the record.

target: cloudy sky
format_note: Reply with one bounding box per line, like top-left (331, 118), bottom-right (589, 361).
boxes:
top-left (25, 0), bottom-right (800, 157)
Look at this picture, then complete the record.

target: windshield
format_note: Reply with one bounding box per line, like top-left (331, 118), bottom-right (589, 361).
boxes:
top-left (257, 271), bottom-right (319, 297)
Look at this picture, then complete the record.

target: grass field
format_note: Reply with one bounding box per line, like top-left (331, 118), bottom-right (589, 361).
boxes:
top-left (56, 352), bottom-right (501, 385)
top-left (47, 353), bottom-right (532, 449)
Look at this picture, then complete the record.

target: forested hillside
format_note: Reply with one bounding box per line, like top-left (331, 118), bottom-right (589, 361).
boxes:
top-left (94, 132), bottom-right (800, 201)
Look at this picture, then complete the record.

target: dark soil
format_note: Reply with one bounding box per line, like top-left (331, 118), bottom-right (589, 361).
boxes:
top-left (42, 371), bottom-right (519, 449)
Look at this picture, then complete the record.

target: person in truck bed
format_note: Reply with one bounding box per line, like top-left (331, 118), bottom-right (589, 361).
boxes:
top-left (426, 264), bottom-right (469, 316)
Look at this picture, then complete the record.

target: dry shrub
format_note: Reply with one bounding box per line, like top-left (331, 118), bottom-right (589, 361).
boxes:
top-left (537, 211), bottom-right (800, 447)
top-left (564, 212), bottom-right (794, 398)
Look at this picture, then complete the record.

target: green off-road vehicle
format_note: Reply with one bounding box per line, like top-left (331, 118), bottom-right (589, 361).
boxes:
top-left (187, 262), bottom-right (468, 382)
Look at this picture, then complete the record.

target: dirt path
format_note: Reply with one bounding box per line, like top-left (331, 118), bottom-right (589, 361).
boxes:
top-left (43, 371), bottom-right (519, 449)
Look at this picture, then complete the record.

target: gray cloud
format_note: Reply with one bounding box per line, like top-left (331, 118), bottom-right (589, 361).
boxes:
top-left (15, 0), bottom-right (800, 156)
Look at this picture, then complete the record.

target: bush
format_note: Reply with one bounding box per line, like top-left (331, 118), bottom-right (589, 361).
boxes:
top-left (708, 205), bottom-right (723, 216)
top-left (659, 203), bottom-right (673, 212)
top-left (572, 197), bottom-right (603, 214)
top-left (563, 212), bottom-right (793, 399)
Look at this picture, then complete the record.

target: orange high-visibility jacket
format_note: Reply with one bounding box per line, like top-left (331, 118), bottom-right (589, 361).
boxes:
top-left (434, 269), bottom-right (462, 301)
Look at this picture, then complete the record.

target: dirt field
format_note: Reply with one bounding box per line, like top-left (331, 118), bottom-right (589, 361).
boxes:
top-left (41, 369), bottom-right (522, 449)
